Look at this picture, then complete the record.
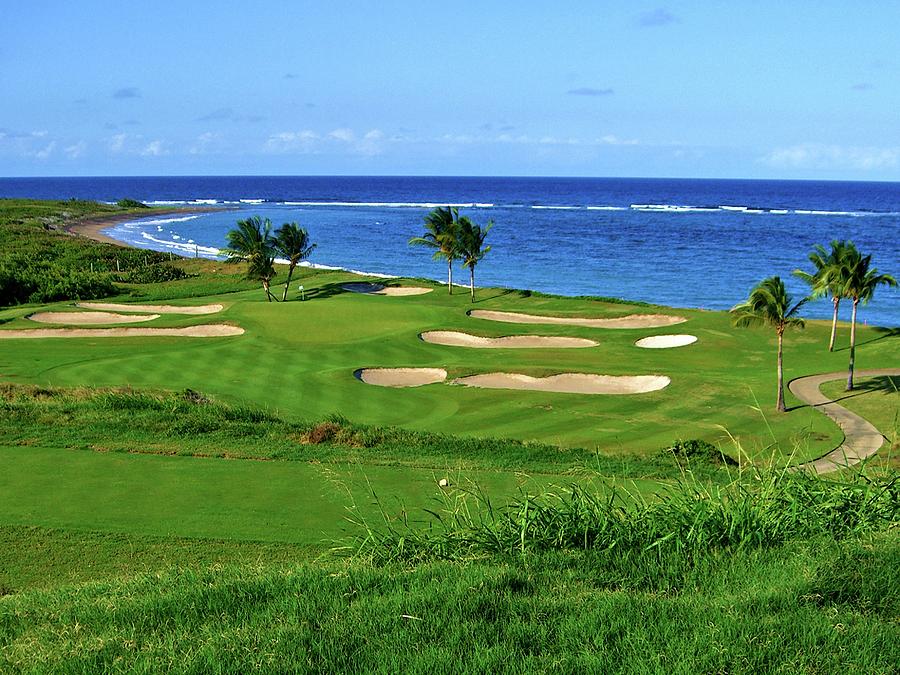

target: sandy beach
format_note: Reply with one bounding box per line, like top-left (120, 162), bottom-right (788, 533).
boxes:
top-left (64, 207), bottom-right (222, 246)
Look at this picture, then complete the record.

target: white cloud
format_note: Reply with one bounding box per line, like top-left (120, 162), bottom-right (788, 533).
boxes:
top-left (140, 140), bottom-right (167, 157)
top-left (189, 132), bottom-right (222, 155)
top-left (31, 141), bottom-right (56, 159)
top-left (109, 133), bottom-right (128, 152)
top-left (438, 134), bottom-right (476, 144)
top-left (598, 134), bottom-right (639, 146)
top-left (328, 128), bottom-right (355, 142)
top-left (264, 130), bottom-right (320, 153)
top-left (762, 143), bottom-right (900, 171)
top-left (358, 129), bottom-right (385, 156)
top-left (265, 128), bottom-right (387, 156)
top-left (64, 141), bottom-right (87, 159)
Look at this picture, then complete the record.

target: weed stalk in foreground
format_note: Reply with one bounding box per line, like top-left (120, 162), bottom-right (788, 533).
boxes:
top-left (344, 466), bottom-right (898, 564)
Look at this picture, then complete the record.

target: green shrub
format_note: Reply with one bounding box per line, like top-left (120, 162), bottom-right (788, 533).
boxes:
top-left (116, 198), bottom-right (149, 209)
top-left (125, 264), bottom-right (188, 284)
top-left (666, 438), bottom-right (738, 466)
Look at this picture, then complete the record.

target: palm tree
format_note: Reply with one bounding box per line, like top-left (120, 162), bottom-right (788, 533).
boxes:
top-left (221, 216), bottom-right (278, 301)
top-left (793, 240), bottom-right (855, 352)
top-left (457, 217), bottom-right (492, 302)
top-left (274, 222), bottom-right (316, 301)
top-left (840, 250), bottom-right (896, 390)
top-left (731, 276), bottom-right (806, 412)
top-left (409, 206), bottom-right (460, 294)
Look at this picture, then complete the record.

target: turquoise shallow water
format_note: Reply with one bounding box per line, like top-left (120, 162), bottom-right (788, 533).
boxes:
top-left (2, 176), bottom-right (898, 326)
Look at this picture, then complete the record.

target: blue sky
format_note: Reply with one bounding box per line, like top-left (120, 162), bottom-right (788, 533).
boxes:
top-left (2, 1), bottom-right (898, 179)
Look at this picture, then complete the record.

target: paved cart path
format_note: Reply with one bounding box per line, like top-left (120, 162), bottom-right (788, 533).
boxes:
top-left (789, 369), bottom-right (900, 474)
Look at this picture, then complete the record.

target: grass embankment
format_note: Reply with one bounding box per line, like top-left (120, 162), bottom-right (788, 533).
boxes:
top-left (2, 472), bottom-right (897, 673)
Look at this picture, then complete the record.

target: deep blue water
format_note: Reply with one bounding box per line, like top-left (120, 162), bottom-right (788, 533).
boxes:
top-left (2, 176), bottom-right (898, 326)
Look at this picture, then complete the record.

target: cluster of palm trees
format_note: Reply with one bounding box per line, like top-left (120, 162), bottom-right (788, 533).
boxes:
top-left (408, 206), bottom-right (493, 302)
top-left (221, 216), bottom-right (316, 302)
top-left (731, 240), bottom-right (895, 412)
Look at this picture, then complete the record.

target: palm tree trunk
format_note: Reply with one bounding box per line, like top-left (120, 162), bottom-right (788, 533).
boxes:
top-left (447, 260), bottom-right (453, 295)
top-left (776, 330), bottom-right (785, 412)
top-left (828, 295), bottom-right (839, 351)
top-left (847, 298), bottom-right (858, 390)
top-left (470, 266), bottom-right (475, 303)
top-left (263, 279), bottom-right (272, 302)
top-left (282, 264), bottom-right (295, 302)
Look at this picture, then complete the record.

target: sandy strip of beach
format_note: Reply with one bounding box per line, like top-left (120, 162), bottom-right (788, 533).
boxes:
top-left (454, 372), bottom-right (671, 394)
top-left (64, 207), bottom-right (223, 246)
top-left (0, 325), bottom-right (245, 339)
top-left (420, 331), bottom-right (598, 349)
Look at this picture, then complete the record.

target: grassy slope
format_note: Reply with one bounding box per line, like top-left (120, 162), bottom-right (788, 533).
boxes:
top-left (2, 538), bottom-right (898, 673)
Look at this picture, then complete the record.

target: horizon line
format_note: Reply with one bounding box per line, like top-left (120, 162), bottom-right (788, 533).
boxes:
top-left (3, 173), bottom-right (900, 185)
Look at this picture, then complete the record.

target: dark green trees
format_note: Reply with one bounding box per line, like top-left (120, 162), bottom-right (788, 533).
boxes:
top-left (221, 216), bottom-right (278, 301)
top-left (731, 276), bottom-right (806, 412)
top-left (839, 250), bottom-right (896, 390)
top-left (410, 207), bottom-right (493, 299)
top-left (222, 217), bottom-right (317, 303)
top-left (458, 217), bottom-right (493, 302)
top-left (794, 240), bottom-right (854, 352)
top-left (274, 223), bottom-right (316, 302)
top-left (408, 206), bottom-right (461, 294)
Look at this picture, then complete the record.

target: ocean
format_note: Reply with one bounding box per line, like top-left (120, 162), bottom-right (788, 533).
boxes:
top-left (2, 176), bottom-right (898, 326)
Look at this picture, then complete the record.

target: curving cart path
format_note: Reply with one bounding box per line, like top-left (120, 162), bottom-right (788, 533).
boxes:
top-left (789, 368), bottom-right (900, 474)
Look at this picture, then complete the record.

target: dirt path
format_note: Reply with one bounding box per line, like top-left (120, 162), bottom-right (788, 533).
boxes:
top-left (789, 368), bottom-right (900, 474)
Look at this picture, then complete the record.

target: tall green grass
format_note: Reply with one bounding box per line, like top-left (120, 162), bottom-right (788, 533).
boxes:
top-left (349, 468), bottom-right (898, 564)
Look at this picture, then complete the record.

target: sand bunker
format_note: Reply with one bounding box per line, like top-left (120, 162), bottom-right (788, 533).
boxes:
top-left (28, 311), bottom-right (160, 325)
top-left (342, 282), bottom-right (433, 296)
top-left (469, 310), bottom-right (686, 329)
top-left (420, 330), bottom-right (597, 349)
top-left (454, 372), bottom-right (671, 395)
top-left (0, 325), bottom-right (244, 339)
top-left (356, 367), bottom-right (447, 387)
top-left (635, 334), bottom-right (698, 349)
top-left (77, 302), bottom-right (223, 315)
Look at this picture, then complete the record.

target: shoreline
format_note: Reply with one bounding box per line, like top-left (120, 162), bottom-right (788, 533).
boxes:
top-left (65, 207), bottom-right (226, 247)
top-left (72, 208), bottom-right (897, 328)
